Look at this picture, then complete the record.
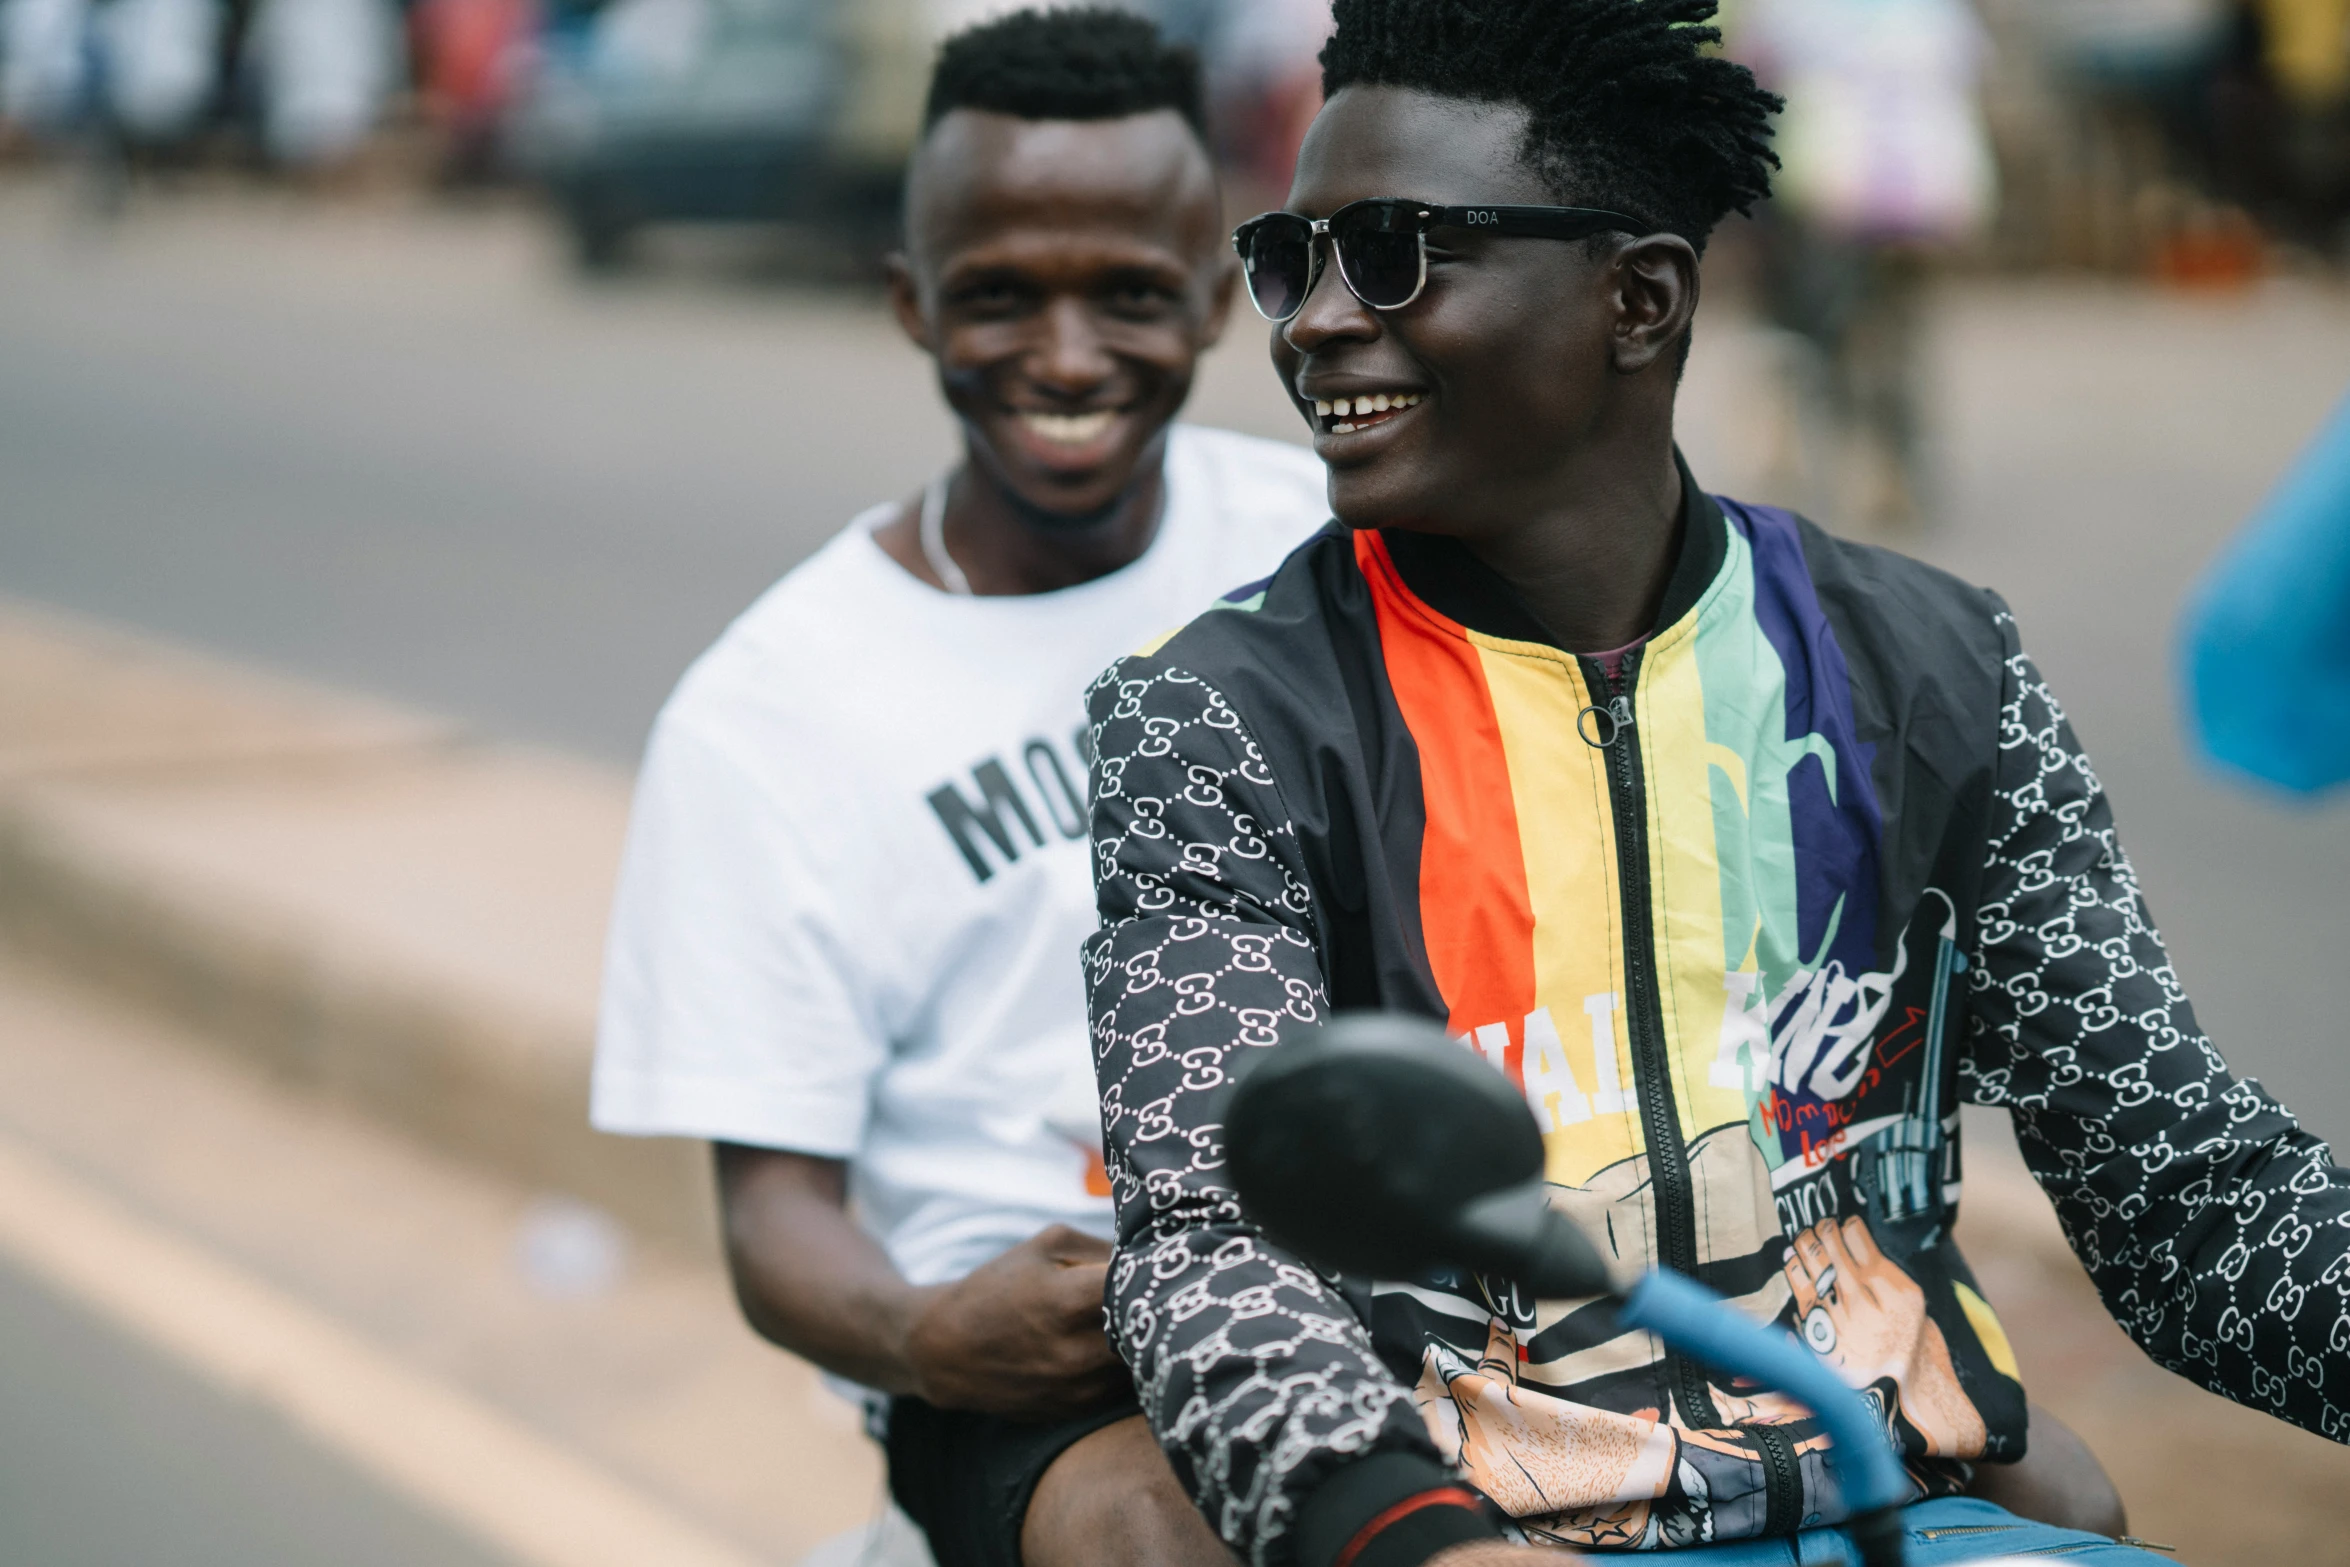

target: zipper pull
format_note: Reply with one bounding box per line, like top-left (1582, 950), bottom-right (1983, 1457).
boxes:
top-left (1577, 652), bottom-right (1640, 749)
top-left (1576, 693), bottom-right (1635, 749)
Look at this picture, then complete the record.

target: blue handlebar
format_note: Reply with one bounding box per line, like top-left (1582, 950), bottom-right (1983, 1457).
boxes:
top-left (1619, 1269), bottom-right (1912, 1516)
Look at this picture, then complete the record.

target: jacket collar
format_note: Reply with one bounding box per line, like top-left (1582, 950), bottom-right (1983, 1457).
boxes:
top-left (1375, 450), bottom-right (1728, 652)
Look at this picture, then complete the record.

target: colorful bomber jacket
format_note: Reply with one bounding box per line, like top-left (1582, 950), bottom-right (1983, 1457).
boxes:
top-left (1082, 472), bottom-right (2350, 1566)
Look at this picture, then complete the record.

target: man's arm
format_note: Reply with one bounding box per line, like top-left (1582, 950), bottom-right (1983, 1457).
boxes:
top-left (1960, 606), bottom-right (2350, 1442)
top-left (1086, 661), bottom-right (1500, 1567)
top-left (714, 1144), bottom-right (1128, 1418)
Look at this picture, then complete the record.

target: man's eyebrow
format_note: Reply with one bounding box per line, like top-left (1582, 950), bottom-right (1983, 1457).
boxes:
top-left (1094, 259), bottom-right (1191, 288)
top-left (935, 250), bottom-right (1192, 291)
top-left (936, 262), bottom-right (1040, 292)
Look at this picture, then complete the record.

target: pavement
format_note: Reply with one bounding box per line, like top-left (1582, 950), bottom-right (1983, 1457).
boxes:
top-left (0, 598), bottom-right (702, 1242)
top-left (2, 173), bottom-right (2349, 1564)
top-left (0, 174), bottom-right (1317, 763)
top-left (0, 940), bottom-right (889, 1566)
top-left (0, 1248), bottom-right (518, 1567)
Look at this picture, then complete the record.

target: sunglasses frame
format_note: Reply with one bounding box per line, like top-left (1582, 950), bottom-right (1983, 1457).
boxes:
top-left (1232, 198), bottom-right (1654, 323)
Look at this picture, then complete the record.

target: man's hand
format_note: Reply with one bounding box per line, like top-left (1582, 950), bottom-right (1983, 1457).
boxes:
top-left (904, 1223), bottom-right (1128, 1419)
top-left (716, 1146), bottom-right (1126, 1421)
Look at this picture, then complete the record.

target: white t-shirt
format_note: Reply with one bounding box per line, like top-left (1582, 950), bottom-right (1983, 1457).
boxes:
top-left (593, 424), bottom-right (1326, 1287)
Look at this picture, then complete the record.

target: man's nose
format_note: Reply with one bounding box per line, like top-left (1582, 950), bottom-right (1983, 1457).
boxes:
top-left (1282, 241), bottom-right (1378, 353)
top-left (1030, 297), bottom-right (1117, 392)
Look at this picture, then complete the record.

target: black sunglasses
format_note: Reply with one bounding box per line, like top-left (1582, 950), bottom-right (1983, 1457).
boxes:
top-left (1232, 198), bottom-right (1652, 322)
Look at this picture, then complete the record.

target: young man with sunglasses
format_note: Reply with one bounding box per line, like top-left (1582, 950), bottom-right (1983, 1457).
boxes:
top-left (592, 12), bottom-right (1316, 1567)
top-left (1084, 3), bottom-right (2350, 1566)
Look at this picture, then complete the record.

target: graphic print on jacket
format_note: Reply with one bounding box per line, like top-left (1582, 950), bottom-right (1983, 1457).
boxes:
top-left (1087, 482), bottom-right (2350, 1563)
top-left (1350, 515), bottom-right (1993, 1546)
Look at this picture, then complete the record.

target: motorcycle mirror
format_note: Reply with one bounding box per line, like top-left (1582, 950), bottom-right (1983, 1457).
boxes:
top-left (1225, 1013), bottom-right (1615, 1299)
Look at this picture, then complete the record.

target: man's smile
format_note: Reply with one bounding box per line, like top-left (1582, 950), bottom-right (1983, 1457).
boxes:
top-left (994, 404), bottom-right (1137, 471)
top-left (1302, 386), bottom-right (1428, 446)
top-left (1017, 408), bottom-right (1121, 446)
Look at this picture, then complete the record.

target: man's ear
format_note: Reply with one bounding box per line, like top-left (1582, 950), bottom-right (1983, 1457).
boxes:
top-left (885, 252), bottom-right (932, 353)
top-left (1609, 233), bottom-right (1701, 376)
top-left (1198, 252), bottom-right (1241, 352)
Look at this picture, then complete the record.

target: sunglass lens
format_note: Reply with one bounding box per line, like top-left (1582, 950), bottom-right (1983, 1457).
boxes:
top-left (1237, 215), bottom-right (1314, 321)
top-left (1333, 205), bottom-right (1423, 309)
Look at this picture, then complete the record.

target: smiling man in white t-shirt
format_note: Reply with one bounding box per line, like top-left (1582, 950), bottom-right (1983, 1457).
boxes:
top-left (590, 11), bottom-right (1320, 1567)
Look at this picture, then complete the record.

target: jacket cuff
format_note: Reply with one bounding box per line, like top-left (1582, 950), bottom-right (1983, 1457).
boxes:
top-left (1293, 1452), bottom-right (1500, 1567)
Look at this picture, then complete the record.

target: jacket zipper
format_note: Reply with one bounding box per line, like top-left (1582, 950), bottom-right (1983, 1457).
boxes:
top-left (1749, 1424), bottom-right (1801, 1536)
top-left (1915, 1527), bottom-right (2172, 1553)
top-left (1584, 651), bottom-right (1723, 1438)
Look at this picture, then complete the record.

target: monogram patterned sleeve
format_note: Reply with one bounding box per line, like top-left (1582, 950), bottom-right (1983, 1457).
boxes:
top-left (1960, 604), bottom-right (2350, 1443)
top-left (1082, 658), bottom-right (1442, 1566)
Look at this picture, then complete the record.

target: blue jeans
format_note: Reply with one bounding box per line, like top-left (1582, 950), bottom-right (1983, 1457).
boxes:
top-left (1668, 1497), bottom-right (2165, 1565)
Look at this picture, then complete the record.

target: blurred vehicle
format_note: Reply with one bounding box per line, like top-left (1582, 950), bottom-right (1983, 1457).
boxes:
top-left (509, 0), bottom-right (898, 269)
top-left (2037, 0), bottom-right (2229, 82)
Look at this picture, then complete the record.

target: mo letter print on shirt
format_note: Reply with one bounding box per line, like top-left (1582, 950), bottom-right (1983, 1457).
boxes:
top-left (926, 725), bottom-right (1094, 883)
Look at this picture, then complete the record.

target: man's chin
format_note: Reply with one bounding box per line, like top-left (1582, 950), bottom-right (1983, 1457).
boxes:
top-left (1327, 472), bottom-right (1448, 535)
top-left (1009, 486), bottom-right (1128, 532)
top-left (982, 463), bottom-right (1143, 531)
top-left (978, 439), bottom-right (1159, 531)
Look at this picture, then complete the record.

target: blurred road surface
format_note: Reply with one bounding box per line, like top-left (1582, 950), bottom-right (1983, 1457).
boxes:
top-left (0, 184), bottom-right (961, 763)
top-left (0, 942), bottom-right (885, 1567)
top-left (0, 1251), bottom-right (519, 1567)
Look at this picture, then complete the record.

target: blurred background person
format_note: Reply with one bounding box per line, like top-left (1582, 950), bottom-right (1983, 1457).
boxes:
top-left (0, 0), bottom-right (402, 169)
top-left (1729, 0), bottom-right (1997, 532)
top-left (96, 0), bottom-right (222, 141)
top-left (2184, 385), bottom-right (2350, 794)
top-left (1, 0), bottom-right (99, 136)
top-left (408, 0), bottom-right (537, 183)
top-left (1190, 0), bottom-right (1326, 214)
top-left (242, 0), bottom-right (402, 168)
top-left (0, 0), bottom-right (221, 154)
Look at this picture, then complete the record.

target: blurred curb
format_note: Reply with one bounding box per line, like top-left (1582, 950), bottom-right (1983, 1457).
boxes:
top-left (0, 600), bottom-right (710, 1248)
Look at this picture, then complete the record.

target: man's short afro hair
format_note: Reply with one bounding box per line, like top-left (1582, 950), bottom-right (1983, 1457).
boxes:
top-left (1320, 0), bottom-right (1780, 252)
top-left (924, 7), bottom-right (1207, 139)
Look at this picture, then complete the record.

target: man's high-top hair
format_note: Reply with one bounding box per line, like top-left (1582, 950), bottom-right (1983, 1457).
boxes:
top-left (1319, 0), bottom-right (1780, 252)
top-left (923, 7), bottom-right (1208, 139)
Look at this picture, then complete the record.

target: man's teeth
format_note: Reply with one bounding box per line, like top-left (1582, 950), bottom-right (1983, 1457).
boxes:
top-left (1314, 392), bottom-right (1424, 426)
top-left (1021, 410), bottom-right (1117, 445)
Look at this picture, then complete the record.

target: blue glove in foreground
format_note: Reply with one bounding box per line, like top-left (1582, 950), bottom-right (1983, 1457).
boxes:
top-left (2185, 387), bottom-right (2350, 793)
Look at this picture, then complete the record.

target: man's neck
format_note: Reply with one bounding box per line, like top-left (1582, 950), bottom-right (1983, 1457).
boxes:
top-left (1458, 445), bottom-right (1685, 655)
top-left (881, 441), bottom-right (1168, 598)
